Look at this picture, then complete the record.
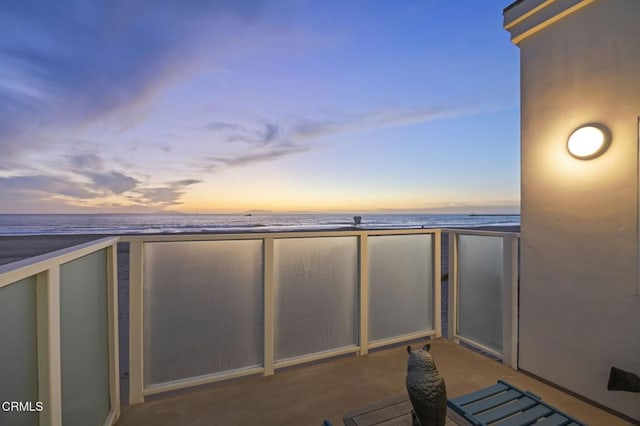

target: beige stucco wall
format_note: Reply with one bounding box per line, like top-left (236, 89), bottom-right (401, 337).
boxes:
top-left (515, 0), bottom-right (640, 420)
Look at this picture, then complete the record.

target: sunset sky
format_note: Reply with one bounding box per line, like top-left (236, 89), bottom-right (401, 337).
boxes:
top-left (0, 0), bottom-right (520, 214)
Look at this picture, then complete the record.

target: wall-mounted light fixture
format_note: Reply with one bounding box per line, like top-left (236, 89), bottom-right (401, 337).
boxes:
top-left (567, 124), bottom-right (611, 160)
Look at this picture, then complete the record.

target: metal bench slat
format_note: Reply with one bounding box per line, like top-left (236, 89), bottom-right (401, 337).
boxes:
top-left (475, 397), bottom-right (537, 424)
top-left (447, 381), bottom-right (585, 426)
top-left (494, 404), bottom-right (554, 426)
top-left (464, 390), bottom-right (521, 415)
top-left (450, 383), bottom-right (509, 406)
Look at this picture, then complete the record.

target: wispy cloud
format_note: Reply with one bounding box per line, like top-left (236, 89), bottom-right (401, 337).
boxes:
top-left (0, 1), bottom-right (520, 214)
top-left (0, 0), bottom-right (270, 159)
top-left (204, 144), bottom-right (311, 172)
top-left (1, 148), bottom-right (193, 208)
top-left (0, 175), bottom-right (95, 199)
top-left (68, 153), bottom-right (104, 170)
top-left (87, 171), bottom-right (139, 195)
top-left (0, 103), bottom-right (477, 211)
top-left (0, 169), bottom-right (141, 199)
top-left (291, 108), bottom-right (460, 139)
top-left (0, 171), bottom-right (200, 210)
top-left (207, 122), bottom-right (248, 133)
top-left (198, 106), bottom-right (467, 172)
top-left (132, 179), bottom-right (201, 206)
top-left (207, 121), bottom-right (282, 146)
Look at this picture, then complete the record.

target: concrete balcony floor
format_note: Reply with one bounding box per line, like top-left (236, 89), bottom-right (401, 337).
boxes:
top-left (116, 339), bottom-right (630, 426)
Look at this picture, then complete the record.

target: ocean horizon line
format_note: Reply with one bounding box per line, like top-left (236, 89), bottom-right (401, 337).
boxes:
top-left (0, 213), bottom-right (520, 236)
top-left (0, 212), bottom-right (521, 216)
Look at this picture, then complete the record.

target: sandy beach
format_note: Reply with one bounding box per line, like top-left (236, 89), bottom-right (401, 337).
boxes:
top-left (0, 234), bottom-right (108, 266)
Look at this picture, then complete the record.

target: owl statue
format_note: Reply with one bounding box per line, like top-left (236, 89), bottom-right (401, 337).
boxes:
top-left (406, 344), bottom-right (447, 426)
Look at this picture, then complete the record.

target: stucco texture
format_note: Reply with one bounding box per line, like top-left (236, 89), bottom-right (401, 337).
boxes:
top-left (518, 0), bottom-right (640, 421)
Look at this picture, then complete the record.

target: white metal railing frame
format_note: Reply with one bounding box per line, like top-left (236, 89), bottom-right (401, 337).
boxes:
top-left (0, 237), bottom-right (121, 426)
top-left (0, 227), bottom-right (519, 411)
top-left (121, 228), bottom-right (442, 404)
top-left (444, 228), bottom-right (520, 369)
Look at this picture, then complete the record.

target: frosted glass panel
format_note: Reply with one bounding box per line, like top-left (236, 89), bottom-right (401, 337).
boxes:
top-left (368, 235), bottom-right (433, 341)
top-left (457, 235), bottom-right (503, 352)
top-left (0, 277), bottom-right (38, 426)
top-left (60, 250), bottom-right (110, 426)
top-left (144, 240), bottom-right (263, 385)
top-left (274, 237), bottom-right (358, 360)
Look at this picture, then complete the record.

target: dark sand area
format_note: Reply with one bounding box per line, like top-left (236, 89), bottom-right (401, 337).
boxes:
top-left (0, 234), bottom-right (108, 266)
top-left (0, 225), bottom-right (519, 405)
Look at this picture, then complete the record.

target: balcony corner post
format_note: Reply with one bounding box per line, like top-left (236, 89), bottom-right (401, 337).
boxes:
top-left (129, 240), bottom-right (145, 404)
top-left (359, 232), bottom-right (369, 356)
top-left (106, 242), bottom-right (121, 422)
top-left (36, 267), bottom-right (62, 426)
top-left (433, 230), bottom-right (442, 338)
top-left (263, 237), bottom-right (275, 376)
top-left (502, 235), bottom-right (519, 369)
top-left (446, 232), bottom-right (458, 342)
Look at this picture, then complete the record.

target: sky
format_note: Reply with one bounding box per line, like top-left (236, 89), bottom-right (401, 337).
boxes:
top-left (0, 0), bottom-right (520, 214)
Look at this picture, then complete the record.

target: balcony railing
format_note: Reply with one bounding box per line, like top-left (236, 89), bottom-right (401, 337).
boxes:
top-left (0, 237), bottom-right (120, 426)
top-left (122, 229), bottom-right (444, 404)
top-left (445, 229), bottom-right (519, 368)
top-left (0, 227), bottom-right (519, 424)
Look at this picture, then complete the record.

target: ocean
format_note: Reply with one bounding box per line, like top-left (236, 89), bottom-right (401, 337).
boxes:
top-left (0, 213), bottom-right (520, 236)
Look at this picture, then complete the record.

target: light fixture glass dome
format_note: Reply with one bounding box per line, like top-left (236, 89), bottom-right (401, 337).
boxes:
top-left (567, 124), bottom-right (610, 159)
